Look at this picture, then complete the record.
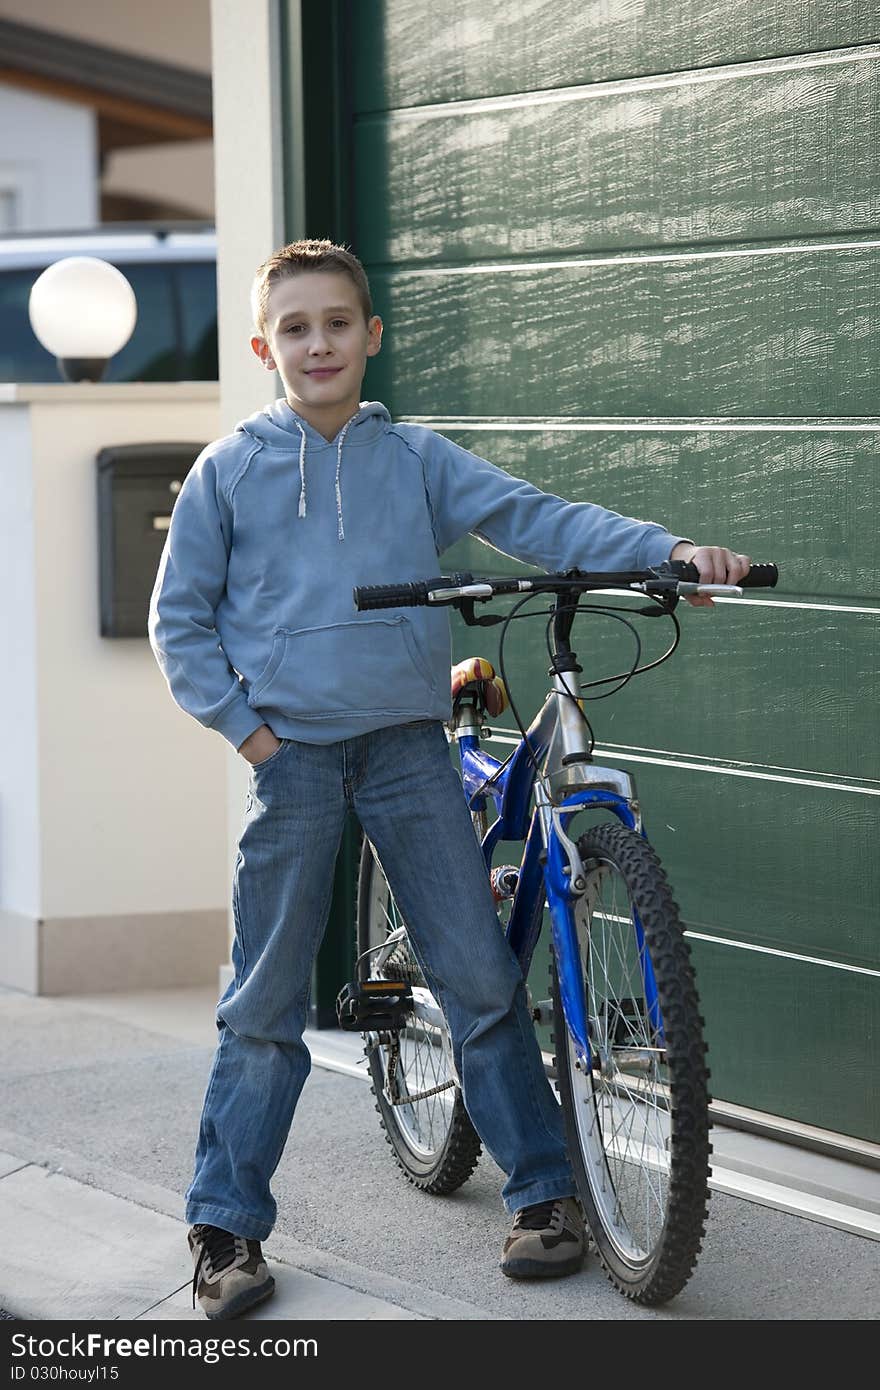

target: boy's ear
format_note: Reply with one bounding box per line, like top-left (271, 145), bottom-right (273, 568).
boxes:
top-left (365, 315), bottom-right (383, 358)
top-left (251, 335), bottom-right (276, 371)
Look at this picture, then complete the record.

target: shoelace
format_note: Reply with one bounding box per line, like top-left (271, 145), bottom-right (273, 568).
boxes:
top-left (514, 1199), bottom-right (562, 1231)
top-left (191, 1225), bottom-right (241, 1308)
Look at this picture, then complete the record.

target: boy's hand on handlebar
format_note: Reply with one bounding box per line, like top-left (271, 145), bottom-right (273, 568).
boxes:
top-left (668, 543), bottom-right (752, 607)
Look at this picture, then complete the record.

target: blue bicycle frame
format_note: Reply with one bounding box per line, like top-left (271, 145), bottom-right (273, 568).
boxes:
top-left (452, 689), bottom-right (663, 1070)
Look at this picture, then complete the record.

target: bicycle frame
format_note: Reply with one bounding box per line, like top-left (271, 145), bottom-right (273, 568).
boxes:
top-left (355, 560), bottom-right (764, 1081)
top-left (450, 676), bottom-right (663, 1069)
top-left (353, 560), bottom-right (770, 1297)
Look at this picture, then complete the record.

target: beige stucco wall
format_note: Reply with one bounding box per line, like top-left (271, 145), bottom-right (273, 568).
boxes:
top-left (0, 382), bottom-right (229, 993)
top-left (0, 0), bottom-right (293, 993)
top-left (209, 0), bottom-right (290, 985)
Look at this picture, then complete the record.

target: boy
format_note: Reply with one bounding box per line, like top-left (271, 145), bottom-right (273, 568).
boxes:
top-left (148, 238), bottom-right (750, 1320)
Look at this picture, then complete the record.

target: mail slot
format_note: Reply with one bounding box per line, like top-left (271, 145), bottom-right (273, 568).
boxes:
top-left (97, 443), bottom-right (203, 637)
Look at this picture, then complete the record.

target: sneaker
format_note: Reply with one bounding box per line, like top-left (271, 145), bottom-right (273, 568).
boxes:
top-left (500, 1196), bottom-right (586, 1279)
top-left (189, 1224), bottom-right (275, 1320)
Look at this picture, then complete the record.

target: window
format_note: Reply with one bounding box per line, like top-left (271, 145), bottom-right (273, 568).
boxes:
top-left (0, 267), bottom-right (57, 381)
top-left (0, 256), bottom-right (218, 383)
top-left (103, 263), bottom-right (177, 382)
top-left (176, 261), bottom-right (219, 379)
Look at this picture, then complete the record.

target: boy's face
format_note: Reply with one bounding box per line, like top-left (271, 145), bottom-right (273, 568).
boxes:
top-left (251, 270), bottom-right (382, 432)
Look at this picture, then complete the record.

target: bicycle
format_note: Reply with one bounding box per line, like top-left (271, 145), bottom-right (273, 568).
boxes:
top-left (343, 557), bottom-right (778, 1305)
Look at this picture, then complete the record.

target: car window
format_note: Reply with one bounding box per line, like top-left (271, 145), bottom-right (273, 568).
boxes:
top-left (0, 255), bottom-right (218, 383)
top-left (102, 263), bottom-right (177, 382)
top-left (0, 267), bottom-right (58, 381)
top-left (176, 261), bottom-right (219, 379)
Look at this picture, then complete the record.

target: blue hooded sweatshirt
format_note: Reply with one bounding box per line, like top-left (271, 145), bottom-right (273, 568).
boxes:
top-left (148, 398), bottom-right (688, 750)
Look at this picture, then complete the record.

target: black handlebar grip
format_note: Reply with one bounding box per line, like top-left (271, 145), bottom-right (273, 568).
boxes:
top-left (354, 582), bottom-right (429, 610)
top-left (675, 561), bottom-right (778, 588)
top-left (739, 563), bottom-right (778, 588)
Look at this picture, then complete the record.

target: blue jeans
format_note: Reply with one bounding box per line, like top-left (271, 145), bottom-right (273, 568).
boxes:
top-left (185, 720), bottom-right (576, 1239)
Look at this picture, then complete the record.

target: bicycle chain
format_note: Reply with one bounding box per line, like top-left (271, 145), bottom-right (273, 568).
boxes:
top-left (385, 1034), bottom-right (456, 1106)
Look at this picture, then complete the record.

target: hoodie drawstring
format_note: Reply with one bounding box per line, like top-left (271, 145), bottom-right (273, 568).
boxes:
top-left (296, 423), bottom-right (307, 518)
top-left (293, 414), bottom-right (357, 541)
top-left (334, 417), bottom-right (355, 541)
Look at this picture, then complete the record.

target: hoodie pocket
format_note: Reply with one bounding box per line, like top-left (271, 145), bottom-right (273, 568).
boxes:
top-left (247, 616), bottom-right (435, 719)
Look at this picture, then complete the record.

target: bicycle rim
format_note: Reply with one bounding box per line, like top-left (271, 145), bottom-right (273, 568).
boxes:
top-left (553, 822), bottom-right (710, 1303)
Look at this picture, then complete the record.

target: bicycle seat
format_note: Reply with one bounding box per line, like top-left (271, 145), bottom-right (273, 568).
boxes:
top-left (451, 657), bottom-right (508, 717)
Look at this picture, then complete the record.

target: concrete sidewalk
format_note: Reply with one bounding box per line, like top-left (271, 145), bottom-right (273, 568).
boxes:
top-left (1, 985), bottom-right (878, 1322)
top-left (0, 1154), bottom-right (435, 1321)
top-left (0, 987), bottom-right (490, 1322)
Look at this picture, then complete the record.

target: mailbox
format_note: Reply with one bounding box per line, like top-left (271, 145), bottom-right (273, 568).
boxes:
top-left (97, 443), bottom-right (203, 637)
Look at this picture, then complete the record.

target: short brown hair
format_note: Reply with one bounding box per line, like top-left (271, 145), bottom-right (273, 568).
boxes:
top-left (251, 238), bottom-right (372, 335)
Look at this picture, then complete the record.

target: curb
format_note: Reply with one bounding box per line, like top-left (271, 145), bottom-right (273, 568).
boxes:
top-left (0, 1128), bottom-right (499, 1323)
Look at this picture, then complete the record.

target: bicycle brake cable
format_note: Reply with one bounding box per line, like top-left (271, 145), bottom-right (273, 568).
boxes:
top-left (577, 596), bottom-right (682, 693)
top-left (487, 580), bottom-right (681, 787)
top-left (495, 590), bottom-right (558, 791)
top-left (499, 589), bottom-right (646, 773)
top-left (545, 602), bottom-right (644, 709)
top-left (548, 590), bottom-right (682, 696)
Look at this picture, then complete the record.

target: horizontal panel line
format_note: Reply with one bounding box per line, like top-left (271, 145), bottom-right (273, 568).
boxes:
top-left (684, 930), bottom-right (880, 978)
top-left (577, 590), bottom-right (878, 615)
top-left (588, 749), bottom-right (879, 795)
top-left (592, 740), bottom-right (880, 786)
top-left (403, 415), bottom-right (880, 432)
top-left (377, 237), bottom-right (880, 277)
top-left (361, 42), bottom-right (880, 122)
top-left (481, 731), bottom-right (880, 795)
top-left (460, 592), bottom-right (879, 616)
top-left (367, 229), bottom-right (880, 275)
top-left (712, 596), bottom-right (880, 615)
top-left (583, 748), bottom-right (880, 796)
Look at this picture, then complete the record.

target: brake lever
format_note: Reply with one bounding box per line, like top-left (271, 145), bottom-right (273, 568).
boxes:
top-left (631, 579), bottom-right (744, 612)
top-left (632, 561), bottom-right (691, 613)
top-left (459, 599), bottom-right (505, 627)
top-left (676, 583), bottom-right (744, 598)
top-left (633, 598), bottom-right (679, 617)
top-left (629, 582), bottom-right (680, 617)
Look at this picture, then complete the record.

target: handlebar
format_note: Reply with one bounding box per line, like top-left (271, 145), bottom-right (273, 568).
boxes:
top-left (354, 561), bottom-right (779, 613)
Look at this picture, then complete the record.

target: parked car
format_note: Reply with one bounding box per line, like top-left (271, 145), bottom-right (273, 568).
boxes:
top-left (0, 224), bottom-right (217, 383)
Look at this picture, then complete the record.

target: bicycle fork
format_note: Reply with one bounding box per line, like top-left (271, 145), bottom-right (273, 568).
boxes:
top-left (535, 748), bottom-right (663, 1069)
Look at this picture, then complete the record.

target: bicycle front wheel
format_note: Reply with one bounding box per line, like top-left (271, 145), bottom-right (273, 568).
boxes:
top-left (356, 836), bottom-right (481, 1194)
top-left (552, 821), bottom-right (711, 1305)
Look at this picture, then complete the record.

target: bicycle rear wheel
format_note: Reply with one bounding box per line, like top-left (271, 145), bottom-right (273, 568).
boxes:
top-left (356, 837), bottom-right (481, 1194)
top-left (552, 821), bottom-right (711, 1304)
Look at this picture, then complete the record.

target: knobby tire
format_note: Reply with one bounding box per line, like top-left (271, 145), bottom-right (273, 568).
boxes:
top-left (552, 821), bottom-right (711, 1304)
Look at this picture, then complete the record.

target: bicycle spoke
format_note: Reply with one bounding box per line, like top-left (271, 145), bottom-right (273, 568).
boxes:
top-left (363, 856), bottom-right (462, 1160)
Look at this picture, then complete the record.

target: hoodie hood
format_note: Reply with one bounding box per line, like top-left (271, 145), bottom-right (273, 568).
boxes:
top-left (234, 398), bottom-right (392, 541)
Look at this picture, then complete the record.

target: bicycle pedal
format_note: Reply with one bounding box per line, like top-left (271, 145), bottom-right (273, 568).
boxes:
top-left (335, 979), bottom-right (414, 1033)
top-left (531, 997), bottom-right (553, 1025)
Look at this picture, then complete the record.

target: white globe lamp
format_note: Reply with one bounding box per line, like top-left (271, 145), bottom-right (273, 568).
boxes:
top-left (28, 256), bottom-right (137, 383)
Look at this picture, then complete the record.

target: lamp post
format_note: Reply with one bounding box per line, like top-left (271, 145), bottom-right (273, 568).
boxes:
top-left (28, 256), bottom-right (137, 383)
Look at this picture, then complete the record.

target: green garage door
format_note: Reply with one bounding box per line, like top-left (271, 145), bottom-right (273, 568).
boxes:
top-left (292, 1), bottom-right (880, 1142)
